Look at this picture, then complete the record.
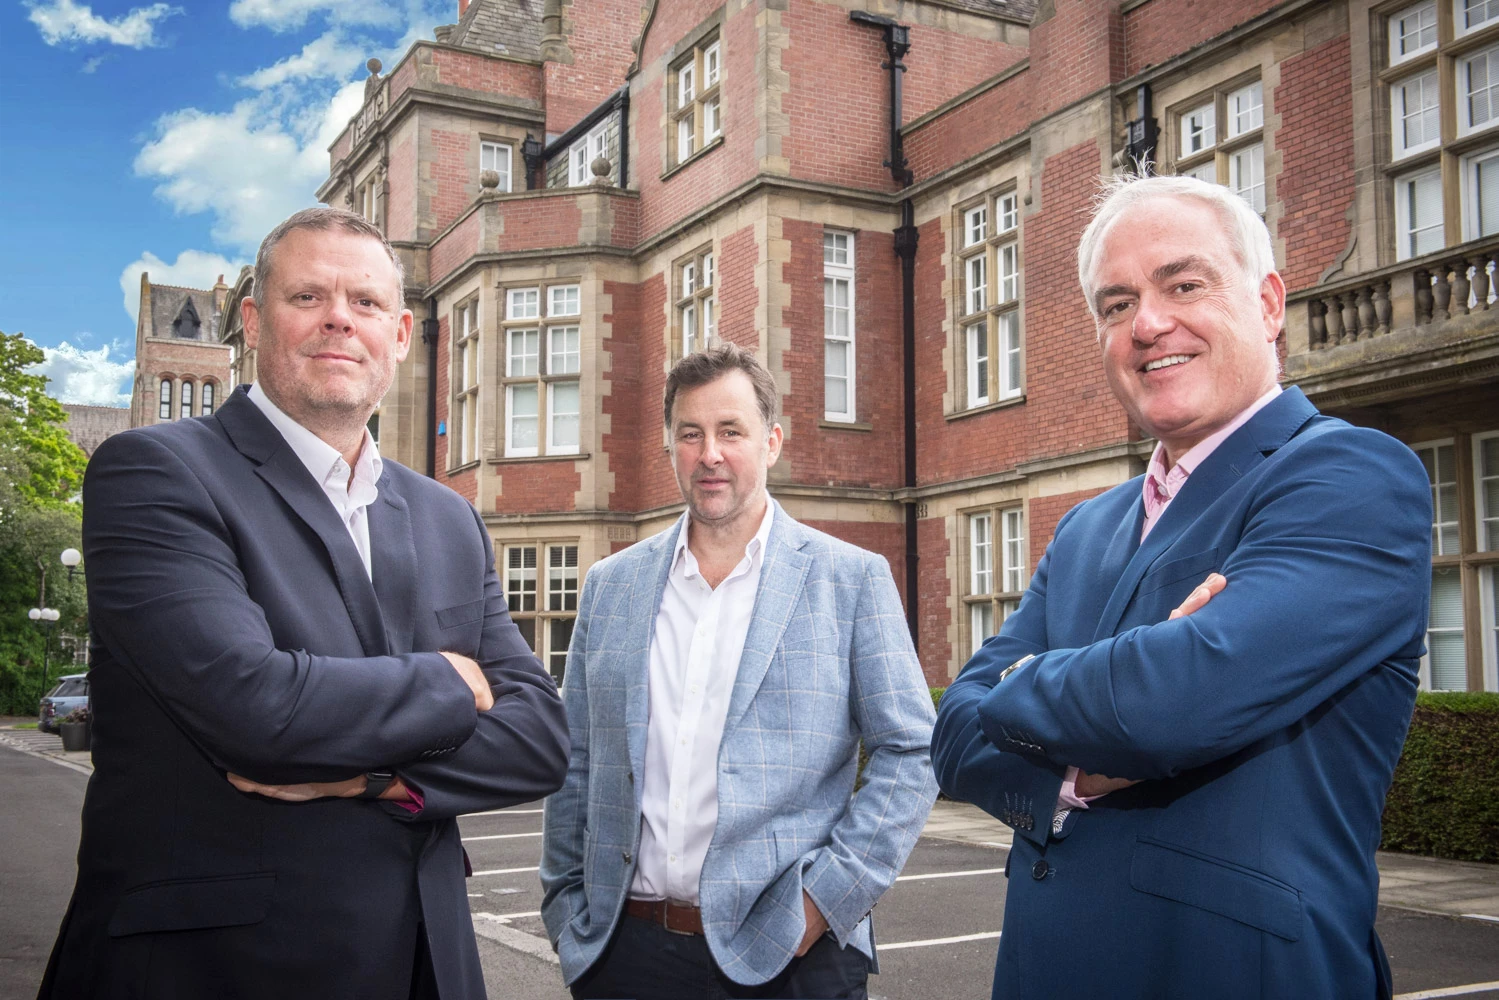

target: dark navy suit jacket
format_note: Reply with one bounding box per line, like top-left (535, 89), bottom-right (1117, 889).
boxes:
top-left (41, 386), bottom-right (569, 1000)
top-left (933, 388), bottom-right (1431, 1000)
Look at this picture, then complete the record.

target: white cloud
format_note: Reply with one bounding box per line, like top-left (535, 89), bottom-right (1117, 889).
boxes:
top-left (237, 29), bottom-right (367, 89)
top-left (30, 341), bottom-right (135, 407)
top-left (228, 0), bottom-right (400, 32)
top-left (119, 249), bottom-right (247, 324)
top-left (26, 0), bottom-right (182, 48)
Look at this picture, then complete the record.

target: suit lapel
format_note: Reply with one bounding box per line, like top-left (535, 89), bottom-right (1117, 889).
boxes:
top-left (214, 387), bottom-right (390, 657)
top-left (369, 475), bottom-right (417, 655)
top-left (625, 520), bottom-right (679, 793)
top-left (1091, 388), bottom-right (1320, 639)
top-left (722, 504), bottom-right (811, 739)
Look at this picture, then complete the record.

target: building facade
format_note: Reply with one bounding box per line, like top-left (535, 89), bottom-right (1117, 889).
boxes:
top-left (130, 273), bottom-right (232, 429)
top-left (61, 404), bottom-right (129, 458)
top-left (308, 0), bottom-right (1499, 692)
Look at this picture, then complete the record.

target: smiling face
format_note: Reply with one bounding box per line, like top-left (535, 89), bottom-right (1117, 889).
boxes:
top-left (669, 370), bottom-right (783, 531)
top-left (1091, 195), bottom-right (1285, 464)
top-left (242, 226), bottom-right (413, 431)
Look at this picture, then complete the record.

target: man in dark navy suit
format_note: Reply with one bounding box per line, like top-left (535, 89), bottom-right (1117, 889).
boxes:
top-left (41, 207), bottom-right (568, 1000)
top-left (933, 176), bottom-right (1431, 1000)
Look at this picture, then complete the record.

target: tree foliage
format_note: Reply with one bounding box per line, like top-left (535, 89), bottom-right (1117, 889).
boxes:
top-left (0, 331), bottom-right (89, 715)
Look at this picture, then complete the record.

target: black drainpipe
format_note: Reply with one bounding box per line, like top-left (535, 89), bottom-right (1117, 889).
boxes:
top-left (852, 10), bottom-right (919, 650)
top-left (422, 297), bottom-right (439, 478)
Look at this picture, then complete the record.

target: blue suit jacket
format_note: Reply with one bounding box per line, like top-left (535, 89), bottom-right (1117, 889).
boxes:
top-left (540, 502), bottom-right (938, 986)
top-left (42, 386), bottom-right (569, 1000)
top-left (932, 389), bottom-right (1431, 1000)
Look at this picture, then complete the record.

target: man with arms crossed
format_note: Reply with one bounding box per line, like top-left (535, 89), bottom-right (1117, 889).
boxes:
top-left (540, 344), bottom-right (937, 999)
top-left (933, 176), bottom-right (1430, 1000)
top-left (42, 208), bottom-right (569, 1000)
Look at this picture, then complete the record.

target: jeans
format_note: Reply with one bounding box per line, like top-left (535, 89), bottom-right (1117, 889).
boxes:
top-left (569, 914), bottom-right (871, 1000)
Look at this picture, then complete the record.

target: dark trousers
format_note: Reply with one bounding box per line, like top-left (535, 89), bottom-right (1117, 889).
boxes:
top-left (570, 915), bottom-right (871, 1000)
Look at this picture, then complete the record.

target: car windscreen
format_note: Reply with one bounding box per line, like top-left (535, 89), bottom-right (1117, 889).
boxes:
top-left (52, 679), bottom-right (87, 697)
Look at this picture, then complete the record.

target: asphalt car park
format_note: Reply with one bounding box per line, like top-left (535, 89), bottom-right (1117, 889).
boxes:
top-left (456, 805), bottom-right (1499, 1000)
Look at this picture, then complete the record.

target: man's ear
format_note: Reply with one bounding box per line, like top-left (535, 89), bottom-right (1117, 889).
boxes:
top-left (242, 296), bottom-right (261, 350)
top-left (1259, 271), bottom-right (1287, 343)
top-left (393, 308), bottom-right (414, 363)
top-left (765, 422), bottom-right (784, 467)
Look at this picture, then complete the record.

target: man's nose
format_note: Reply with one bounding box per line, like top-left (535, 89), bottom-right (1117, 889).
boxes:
top-left (700, 435), bottom-right (724, 465)
top-left (1131, 290), bottom-right (1173, 344)
top-left (322, 297), bottom-right (354, 332)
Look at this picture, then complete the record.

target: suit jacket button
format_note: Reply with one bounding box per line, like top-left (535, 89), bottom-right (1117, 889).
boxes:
top-left (622, 851), bottom-right (632, 863)
top-left (1031, 859), bottom-right (1050, 880)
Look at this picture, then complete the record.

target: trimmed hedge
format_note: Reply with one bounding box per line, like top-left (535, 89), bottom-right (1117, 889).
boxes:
top-left (1382, 691), bottom-right (1499, 863)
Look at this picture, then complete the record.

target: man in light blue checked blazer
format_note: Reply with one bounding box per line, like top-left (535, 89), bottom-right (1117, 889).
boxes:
top-left (540, 343), bottom-right (937, 999)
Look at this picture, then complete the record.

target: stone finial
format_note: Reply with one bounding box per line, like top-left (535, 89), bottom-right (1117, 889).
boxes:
top-left (480, 169), bottom-right (502, 190)
top-left (367, 58), bottom-right (382, 76)
top-left (591, 156), bottom-right (613, 185)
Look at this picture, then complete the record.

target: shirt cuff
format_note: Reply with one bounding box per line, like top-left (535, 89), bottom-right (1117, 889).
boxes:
top-left (392, 781), bottom-right (424, 815)
top-left (1057, 765), bottom-right (1097, 811)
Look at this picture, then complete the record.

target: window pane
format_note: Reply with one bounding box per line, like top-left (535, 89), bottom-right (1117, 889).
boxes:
top-left (825, 340), bottom-right (849, 417)
top-left (549, 285), bottom-right (580, 317)
top-left (550, 326), bottom-right (581, 375)
top-left (966, 206), bottom-right (987, 246)
top-left (1227, 81), bottom-right (1263, 137)
top-left (515, 616), bottom-right (536, 652)
top-left (678, 117), bottom-right (695, 161)
top-left (705, 97), bottom-right (721, 140)
top-left (1181, 160), bottom-right (1217, 184)
top-left (159, 379), bottom-right (172, 419)
top-left (999, 243), bottom-right (1019, 302)
top-left (1465, 47), bottom-right (1499, 132)
top-left (679, 62), bottom-right (695, 104)
top-left (1480, 435), bottom-right (1499, 549)
top-left (966, 254), bottom-right (987, 314)
top-left (509, 384), bottom-right (538, 452)
top-left (999, 312), bottom-right (1022, 399)
top-left (548, 544), bottom-right (579, 612)
top-left (507, 288), bottom-right (539, 320)
top-left (971, 602), bottom-right (995, 656)
top-left (180, 381), bottom-right (194, 419)
top-left (825, 277), bottom-right (851, 340)
top-left (823, 231), bottom-right (850, 266)
top-left (682, 303), bottom-right (697, 355)
top-left (970, 513), bottom-right (992, 594)
top-left (704, 298), bottom-right (717, 340)
top-left (1392, 2), bottom-right (1437, 58)
top-left (481, 143), bottom-right (511, 191)
top-left (508, 329), bottom-right (539, 377)
top-left (1428, 567), bottom-right (1467, 690)
top-left (1401, 170), bottom-right (1444, 259)
top-left (506, 545), bottom-right (538, 613)
top-left (702, 253), bottom-right (715, 288)
top-left (705, 41), bottom-right (721, 86)
top-left (549, 381), bottom-right (580, 451)
top-left (1466, 0), bottom-right (1499, 30)
top-left (1420, 443), bottom-right (1461, 554)
top-left (201, 382), bottom-right (214, 415)
top-left (998, 194), bottom-right (1019, 232)
top-left (966, 320), bottom-right (989, 408)
top-left (1002, 508), bottom-right (1025, 593)
top-left (548, 617), bottom-right (574, 682)
top-left (1396, 72), bottom-right (1441, 153)
top-left (1474, 153), bottom-right (1499, 238)
top-left (1181, 103), bottom-right (1216, 156)
top-left (1230, 143), bottom-right (1265, 214)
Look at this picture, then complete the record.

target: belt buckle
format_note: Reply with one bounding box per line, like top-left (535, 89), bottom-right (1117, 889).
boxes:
top-left (662, 900), bottom-right (694, 936)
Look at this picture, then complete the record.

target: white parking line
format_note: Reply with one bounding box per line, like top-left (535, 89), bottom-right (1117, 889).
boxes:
top-left (880, 931), bottom-right (1001, 951)
top-left (474, 910), bottom-right (542, 921)
top-left (462, 831), bottom-right (543, 842)
top-left (1394, 982), bottom-right (1499, 999)
top-left (467, 808), bottom-right (545, 817)
top-left (471, 866), bottom-right (540, 876)
top-left (1461, 914), bottom-right (1499, 924)
top-left (895, 867), bottom-right (1005, 883)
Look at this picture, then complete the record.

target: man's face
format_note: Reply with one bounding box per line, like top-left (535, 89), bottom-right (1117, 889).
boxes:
top-left (669, 370), bottom-right (783, 528)
top-left (242, 227), bottom-right (413, 425)
top-left (1092, 196), bottom-right (1285, 461)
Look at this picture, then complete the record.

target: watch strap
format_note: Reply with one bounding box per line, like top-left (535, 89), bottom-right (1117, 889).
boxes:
top-left (360, 769), bottom-right (396, 799)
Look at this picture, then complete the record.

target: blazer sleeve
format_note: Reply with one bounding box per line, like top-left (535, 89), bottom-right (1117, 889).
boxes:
top-left (386, 503), bottom-right (569, 822)
top-left (976, 428), bottom-right (1432, 782)
top-left (931, 505), bottom-right (1077, 848)
top-left (801, 551), bottom-right (939, 946)
top-left (538, 564), bottom-right (601, 948)
top-left (83, 431), bottom-right (479, 783)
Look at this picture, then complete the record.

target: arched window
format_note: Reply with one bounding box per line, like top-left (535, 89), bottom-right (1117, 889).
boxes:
top-left (180, 380), bottom-right (194, 419)
top-left (201, 382), bottom-right (215, 415)
top-left (159, 379), bottom-right (172, 420)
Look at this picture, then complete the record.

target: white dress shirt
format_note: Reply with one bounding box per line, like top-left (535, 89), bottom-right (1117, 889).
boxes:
top-left (247, 383), bottom-right (382, 580)
top-left (630, 497), bottom-right (776, 904)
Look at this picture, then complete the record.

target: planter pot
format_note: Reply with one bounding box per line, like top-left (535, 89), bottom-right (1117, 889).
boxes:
top-left (59, 721), bottom-right (91, 752)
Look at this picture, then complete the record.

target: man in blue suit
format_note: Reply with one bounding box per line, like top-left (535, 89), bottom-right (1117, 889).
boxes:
top-left (932, 176), bottom-right (1431, 1000)
top-left (540, 343), bottom-right (937, 999)
top-left (42, 208), bottom-right (569, 999)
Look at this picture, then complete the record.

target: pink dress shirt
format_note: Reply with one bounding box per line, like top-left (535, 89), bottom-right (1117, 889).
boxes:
top-left (1053, 386), bottom-right (1283, 826)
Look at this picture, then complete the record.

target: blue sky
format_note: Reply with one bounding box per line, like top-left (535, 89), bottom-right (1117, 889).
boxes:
top-left (2, 0), bottom-right (452, 406)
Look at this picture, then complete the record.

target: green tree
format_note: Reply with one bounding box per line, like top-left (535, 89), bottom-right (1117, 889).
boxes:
top-left (0, 331), bottom-right (89, 715)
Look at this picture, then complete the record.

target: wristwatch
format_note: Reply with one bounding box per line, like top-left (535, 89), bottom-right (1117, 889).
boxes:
top-left (360, 769), bottom-right (396, 799)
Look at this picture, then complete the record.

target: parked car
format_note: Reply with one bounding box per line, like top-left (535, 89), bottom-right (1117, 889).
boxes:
top-left (39, 673), bottom-right (88, 734)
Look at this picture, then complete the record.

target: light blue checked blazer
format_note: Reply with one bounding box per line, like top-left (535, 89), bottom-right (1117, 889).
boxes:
top-left (540, 501), bottom-right (937, 986)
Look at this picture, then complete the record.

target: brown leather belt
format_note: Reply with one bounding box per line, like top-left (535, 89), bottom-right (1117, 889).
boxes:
top-left (625, 898), bottom-right (704, 936)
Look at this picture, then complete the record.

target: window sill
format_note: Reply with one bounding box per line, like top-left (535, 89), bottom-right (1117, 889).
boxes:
top-left (489, 451), bottom-right (590, 465)
top-left (446, 459), bottom-right (482, 475)
top-left (946, 394), bottom-right (1026, 422)
top-left (661, 136), bottom-right (724, 182)
top-left (819, 419), bottom-right (873, 432)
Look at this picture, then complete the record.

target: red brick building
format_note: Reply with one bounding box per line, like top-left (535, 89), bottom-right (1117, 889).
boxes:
top-left (308, 0), bottom-right (1499, 693)
top-left (130, 274), bottom-right (232, 430)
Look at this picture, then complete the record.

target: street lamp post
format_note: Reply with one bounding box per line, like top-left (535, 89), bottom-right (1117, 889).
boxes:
top-left (28, 606), bottom-right (61, 690)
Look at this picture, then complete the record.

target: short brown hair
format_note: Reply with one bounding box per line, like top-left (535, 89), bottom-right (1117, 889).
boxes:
top-left (663, 343), bottom-right (779, 431)
top-left (252, 207), bottom-right (405, 306)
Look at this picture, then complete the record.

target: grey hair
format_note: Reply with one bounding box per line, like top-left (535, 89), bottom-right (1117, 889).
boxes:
top-left (252, 207), bottom-right (405, 306)
top-left (664, 342), bottom-right (779, 432)
top-left (1076, 174), bottom-right (1276, 318)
